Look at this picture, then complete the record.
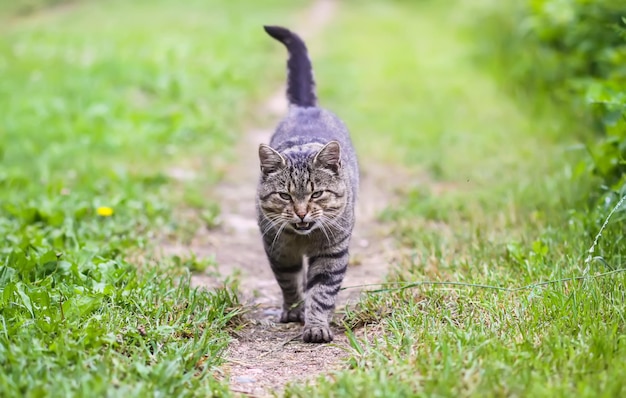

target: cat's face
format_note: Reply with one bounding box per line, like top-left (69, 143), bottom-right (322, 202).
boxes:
top-left (257, 141), bottom-right (347, 236)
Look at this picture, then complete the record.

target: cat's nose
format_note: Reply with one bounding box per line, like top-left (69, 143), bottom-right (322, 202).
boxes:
top-left (295, 209), bottom-right (307, 220)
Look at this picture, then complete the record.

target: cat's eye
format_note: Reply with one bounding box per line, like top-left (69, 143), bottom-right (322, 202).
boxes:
top-left (278, 192), bottom-right (292, 201)
top-left (310, 191), bottom-right (323, 199)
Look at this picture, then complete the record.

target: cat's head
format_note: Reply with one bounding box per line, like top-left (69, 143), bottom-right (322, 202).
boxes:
top-left (257, 141), bottom-right (348, 236)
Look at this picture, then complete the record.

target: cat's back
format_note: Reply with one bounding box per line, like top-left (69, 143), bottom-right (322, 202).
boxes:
top-left (270, 106), bottom-right (359, 197)
top-left (270, 106), bottom-right (357, 163)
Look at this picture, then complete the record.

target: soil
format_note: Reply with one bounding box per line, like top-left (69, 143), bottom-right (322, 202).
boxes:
top-left (164, 0), bottom-right (408, 395)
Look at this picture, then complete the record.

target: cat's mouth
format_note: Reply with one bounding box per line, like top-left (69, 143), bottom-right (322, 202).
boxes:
top-left (293, 222), bottom-right (313, 231)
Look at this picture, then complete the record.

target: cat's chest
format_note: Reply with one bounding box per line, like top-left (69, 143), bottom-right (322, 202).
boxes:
top-left (276, 230), bottom-right (325, 255)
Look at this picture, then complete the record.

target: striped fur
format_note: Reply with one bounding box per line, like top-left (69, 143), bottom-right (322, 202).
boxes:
top-left (257, 26), bottom-right (359, 343)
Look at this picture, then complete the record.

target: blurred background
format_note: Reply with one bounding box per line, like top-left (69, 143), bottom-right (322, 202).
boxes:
top-left (1, 0), bottom-right (624, 207)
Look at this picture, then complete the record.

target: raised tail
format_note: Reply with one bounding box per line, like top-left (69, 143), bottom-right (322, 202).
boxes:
top-left (264, 25), bottom-right (317, 108)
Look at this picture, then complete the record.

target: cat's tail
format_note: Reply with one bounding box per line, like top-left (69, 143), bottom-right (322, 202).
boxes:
top-left (264, 25), bottom-right (317, 108)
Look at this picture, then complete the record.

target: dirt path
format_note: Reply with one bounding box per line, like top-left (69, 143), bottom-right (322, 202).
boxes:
top-left (166, 0), bottom-right (402, 395)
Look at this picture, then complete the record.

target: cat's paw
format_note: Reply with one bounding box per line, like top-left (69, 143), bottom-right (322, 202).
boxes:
top-left (280, 306), bottom-right (303, 323)
top-left (303, 324), bottom-right (333, 343)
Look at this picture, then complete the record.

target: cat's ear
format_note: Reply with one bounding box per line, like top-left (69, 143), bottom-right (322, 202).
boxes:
top-left (259, 144), bottom-right (286, 174)
top-left (314, 141), bottom-right (341, 174)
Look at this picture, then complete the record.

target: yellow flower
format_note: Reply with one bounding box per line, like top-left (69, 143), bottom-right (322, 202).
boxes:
top-left (96, 206), bottom-right (114, 217)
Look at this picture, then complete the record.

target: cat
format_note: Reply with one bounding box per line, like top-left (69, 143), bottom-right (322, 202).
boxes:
top-left (256, 25), bottom-right (359, 343)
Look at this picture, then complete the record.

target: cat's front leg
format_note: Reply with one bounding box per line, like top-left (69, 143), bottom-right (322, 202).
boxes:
top-left (303, 249), bottom-right (349, 343)
top-left (269, 261), bottom-right (305, 323)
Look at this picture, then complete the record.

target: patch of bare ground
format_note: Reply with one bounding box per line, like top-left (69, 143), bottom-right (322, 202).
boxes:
top-left (2, 0), bottom-right (79, 29)
top-left (162, 0), bottom-right (413, 395)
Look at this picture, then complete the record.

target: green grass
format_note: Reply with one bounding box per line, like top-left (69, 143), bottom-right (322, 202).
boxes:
top-left (285, 0), bottom-right (626, 396)
top-left (0, 0), bottom-right (304, 395)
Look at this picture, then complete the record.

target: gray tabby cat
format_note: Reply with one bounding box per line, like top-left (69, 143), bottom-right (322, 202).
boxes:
top-left (256, 26), bottom-right (359, 343)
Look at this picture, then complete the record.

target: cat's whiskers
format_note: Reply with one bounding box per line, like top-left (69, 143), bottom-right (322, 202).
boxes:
top-left (260, 221), bottom-right (279, 239)
top-left (320, 214), bottom-right (349, 236)
top-left (259, 214), bottom-right (283, 238)
top-left (316, 217), bottom-right (333, 245)
top-left (270, 221), bottom-right (288, 254)
top-left (306, 210), bottom-right (331, 241)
